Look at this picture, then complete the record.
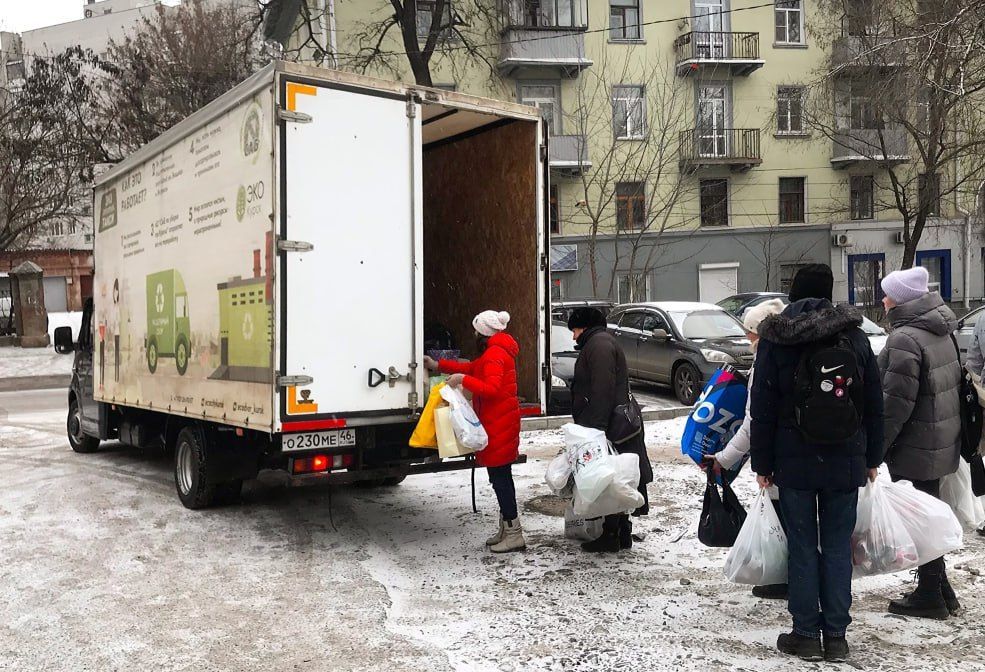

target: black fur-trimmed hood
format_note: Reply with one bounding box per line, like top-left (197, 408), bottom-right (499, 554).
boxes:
top-left (758, 299), bottom-right (863, 346)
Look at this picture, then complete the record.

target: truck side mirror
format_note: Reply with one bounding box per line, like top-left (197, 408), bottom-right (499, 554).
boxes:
top-left (54, 326), bottom-right (75, 354)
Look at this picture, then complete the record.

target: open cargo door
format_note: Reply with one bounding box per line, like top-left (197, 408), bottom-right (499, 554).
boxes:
top-left (279, 78), bottom-right (422, 428)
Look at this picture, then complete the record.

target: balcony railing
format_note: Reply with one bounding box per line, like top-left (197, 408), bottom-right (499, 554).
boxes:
top-left (679, 128), bottom-right (762, 172)
top-left (548, 134), bottom-right (591, 173)
top-left (831, 128), bottom-right (909, 168)
top-left (497, 28), bottom-right (592, 77)
top-left (674, 32), bottom-right (764, 76)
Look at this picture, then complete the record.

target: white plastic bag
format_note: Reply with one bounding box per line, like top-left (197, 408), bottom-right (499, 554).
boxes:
top-left (564, 505), bottom-right (604, 541)
top-left (882, 479), bottom-right (963, 565)
top-left (572, 453), bottom-right (644, 518)
top-left (724, 489), bottom-right (788, 586)
top-left (563, 424), bottom-right (617, 503)
top-left (940, 461), bottom-right (985, 530)
top-left (545, 451), bottom-right (573, 495)
top-left (851, 480), bottom-right (919, 577)
top-left (438, 386), bottom-right (489, 451)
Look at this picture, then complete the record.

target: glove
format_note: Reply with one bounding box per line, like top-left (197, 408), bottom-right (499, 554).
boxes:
top-left (423, 355), bottom-right (439, 372)
top-left (701, 454), bottom-right (722, 478)
top-left (446, 373), bottom-right (466, 388)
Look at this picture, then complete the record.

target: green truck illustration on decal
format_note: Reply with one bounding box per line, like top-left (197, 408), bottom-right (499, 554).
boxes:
top-left (146, 269), bottom-right (191, 375)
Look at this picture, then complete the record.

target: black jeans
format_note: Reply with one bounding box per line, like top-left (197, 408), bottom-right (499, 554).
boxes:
top-left (487, 464), bottom-right (518, 521)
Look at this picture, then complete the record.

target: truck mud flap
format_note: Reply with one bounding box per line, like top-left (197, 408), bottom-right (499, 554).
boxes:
top-left (288, 454), bottom-right (528, 486)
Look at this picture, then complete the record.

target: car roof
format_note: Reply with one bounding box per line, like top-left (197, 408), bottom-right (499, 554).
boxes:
top-left (553, 300), bottom-right (614, 307)
top-left (617, 301), bottom-right (725, 313)
top-left (723, 292), bottom-right (786, 301)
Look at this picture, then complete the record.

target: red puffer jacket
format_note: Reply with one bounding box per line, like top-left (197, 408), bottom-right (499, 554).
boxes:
top-left (439, 332), bottom-right (521, 468)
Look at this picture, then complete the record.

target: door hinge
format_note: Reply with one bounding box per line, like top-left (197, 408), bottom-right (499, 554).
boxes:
top-left (406, 95), bottom-right (418, 119)
top-left (277, 375), bottom-right (314, 388)
top-left (277, 239), bottom-right (314, 253)
top-left (540, 252), bottom-right (548, 272)
top-left (542, 363), bottom-right (549, 382)
top-left (278, 108), bottom-right (313, 124)
top-left (540, 144), bottom-right (548, 162)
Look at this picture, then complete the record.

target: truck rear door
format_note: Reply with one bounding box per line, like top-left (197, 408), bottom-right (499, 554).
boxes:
top-left (279, 79), bottom-right (422, 428)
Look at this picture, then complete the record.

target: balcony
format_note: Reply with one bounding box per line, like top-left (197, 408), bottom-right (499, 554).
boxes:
top-left (831, 128), bottom-right (909, 169)
top-left (679, 128), bottom-right (762, 172)
top-left (831, 35), bottom-right (903, 71)
top-left (548, 134), bottom-right (591, 175)
top-left (674, 32), bottom-right (764, 77)
top-left (498, 27), bottom-right (592, 77)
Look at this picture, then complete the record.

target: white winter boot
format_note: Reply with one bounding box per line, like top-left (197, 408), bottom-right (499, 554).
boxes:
top-left (486, 516), bottom-right (505, 546)
top-left (489, 518), bottom-right (526, 553)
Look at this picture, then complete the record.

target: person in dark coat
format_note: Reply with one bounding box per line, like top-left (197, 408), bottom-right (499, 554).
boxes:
top-left (567, 307), bottom-right (654, 553)
top-left (879, 266), bottom-right (962, 619)
top-left (750, 264), bottom-right (884, 663)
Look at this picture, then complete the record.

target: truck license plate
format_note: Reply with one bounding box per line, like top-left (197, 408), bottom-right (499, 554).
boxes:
top-left (283, 429), bottom-right (356, 452)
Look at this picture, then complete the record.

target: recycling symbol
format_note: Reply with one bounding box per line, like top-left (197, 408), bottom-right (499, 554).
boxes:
top-left (242, 312), bottom-right (254, 341)
top-left (154, 283), bottom-right (165, 314)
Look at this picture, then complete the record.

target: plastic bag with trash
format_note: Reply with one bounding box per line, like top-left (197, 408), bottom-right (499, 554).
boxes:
top-left (563, 424), bottom-right (617, 504)
top-left (724, 489), bottom-right (788, 586)
top-left (438, 385), bottom-right (489, 451)
top-left (851, 480), bottom-right (919, 577)
top-left (940, 460), bottom-right (985, 530)
top-left (545, 451), bottom-right (573, 496)
top-left (882, 478), bottom-right (963, 566)
top-left (572, 452), bottom-right (644, 518)
top-left (564, 505), bottom-right (604, 542)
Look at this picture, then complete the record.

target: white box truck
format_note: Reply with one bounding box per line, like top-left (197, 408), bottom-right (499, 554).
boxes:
top-left (54, 61), bottom-right (550, 508)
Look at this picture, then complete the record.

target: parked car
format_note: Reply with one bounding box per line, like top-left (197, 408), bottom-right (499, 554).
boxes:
top-left (548, 320), bottom-right (577, 415)
top-left (551, 300), bottom-right (615, 325)
top-left (608, 302), bottom-right (753, 405)
top-left (717, 292), bottom-right (888, 355)
top-left (956, 305), bottom-right (985, 363)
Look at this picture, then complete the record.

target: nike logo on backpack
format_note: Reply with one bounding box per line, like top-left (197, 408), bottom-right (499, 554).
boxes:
top-left (820, 365), bottom-right (844, 374)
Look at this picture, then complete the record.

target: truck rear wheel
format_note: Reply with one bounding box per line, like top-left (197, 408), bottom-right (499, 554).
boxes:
top-left (175, 335), bottom-right (189, 376)
top-left (67, 399), bottom-right (100, 454)
top-left (174, 425), bottom-right (216, 509)
top-left (147, 337), bottom-right (159, 374)
top-left (382, 476), bottom-right (406, 486)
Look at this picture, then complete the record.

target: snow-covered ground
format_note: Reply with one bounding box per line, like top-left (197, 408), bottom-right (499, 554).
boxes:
top-left (0, 395), bottom-right (982, 671)
top-left (0, 312), bottom-right (81, 378)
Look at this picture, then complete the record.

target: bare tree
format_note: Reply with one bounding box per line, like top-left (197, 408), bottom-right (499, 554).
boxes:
top-left (732, 215), bottom-right (820, 293)
top-left (805, 0), bottom-right (985, 270)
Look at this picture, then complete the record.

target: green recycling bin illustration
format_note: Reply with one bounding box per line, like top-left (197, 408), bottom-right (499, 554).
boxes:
top-left (145, 269), bottom-right (191, 375)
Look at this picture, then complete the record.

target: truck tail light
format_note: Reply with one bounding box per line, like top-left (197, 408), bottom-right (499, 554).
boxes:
top-left (292, 453), bottom-right (354, 475)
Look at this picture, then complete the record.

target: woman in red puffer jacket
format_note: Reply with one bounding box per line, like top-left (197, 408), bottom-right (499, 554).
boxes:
top-left (424, 310), bottom-right (523, 553)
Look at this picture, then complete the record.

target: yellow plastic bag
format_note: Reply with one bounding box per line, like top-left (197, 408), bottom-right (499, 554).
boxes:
top-left (409, 382), bottom-right (446, 448)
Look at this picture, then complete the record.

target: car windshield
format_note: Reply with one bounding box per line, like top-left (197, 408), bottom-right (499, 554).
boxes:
top-left (669, 310), bottom-right (746, 339)
top-left (716, 297), bottom-right (747, 314)
top-left (860, 316), bottom-right (886, 336)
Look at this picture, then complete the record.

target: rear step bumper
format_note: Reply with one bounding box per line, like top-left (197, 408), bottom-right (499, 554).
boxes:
top-left (288, 454), bottom-right (529, 486)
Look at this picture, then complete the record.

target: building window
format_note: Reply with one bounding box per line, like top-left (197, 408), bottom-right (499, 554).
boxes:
top-left (848, 253), bottom-right (885, 306)
top-left (519, 83), bottom-right (561, 135)
top-left (777, 86), bottom-right (804, 134)
top-left (700, 179), bottom-right (729, 227)
top-left (916, 249), bottom-right (951, 300)
top-left (850, 175), bottom-right (874, 220)
top-left (779, 177), bottom-right (806, 224)
top-left (919, 173), bottom-right (941, 216)
top-left (549, 184), bottom-right (560, 234)
top-left (849, 82), bottom-right (881, 130)
top-left (780, 263), bottom-right (809, 293)
top-left (610, 1), bottom-right (641, 41)
top-left (774, 1), bottom-right (804, 45)
top-left (616, 182), bottom-right (646, 230)
top-left (612, 85), bottom-right (645, 139)
top-left (618, 273), bottom-right (650, 303)
top-left (4, 60), bottom-right (25, 82)
top-left (416, 1), bottom-right (453, 40)
top-left (507, 0), bottom-right (586, 28)
top-left (846, 0), bottom-right (876, 36)
top-left (551, 277), bottom-right (564, 302)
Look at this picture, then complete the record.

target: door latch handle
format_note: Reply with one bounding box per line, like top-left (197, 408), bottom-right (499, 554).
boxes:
top-left (387, 366), bottom-right (405, 388)
top-left (368, 368), bottom-right (386, 388)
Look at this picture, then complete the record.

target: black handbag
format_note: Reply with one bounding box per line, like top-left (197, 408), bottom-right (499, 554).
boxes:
top-left (951, 335), bottom-right (983, 462)
top-left (607, 384), bottom-right (643, 445)
top-left (698, 464), bottom-right (747, 548)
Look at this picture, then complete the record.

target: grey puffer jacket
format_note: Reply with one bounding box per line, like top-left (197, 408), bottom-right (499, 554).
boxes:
top-left (878, 292), bottom-right (961, 481)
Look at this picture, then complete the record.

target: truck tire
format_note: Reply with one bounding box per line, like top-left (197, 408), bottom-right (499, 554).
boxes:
top-left (67, 399), bottom-right (100, 454)
top-left (174, 425), bottom-right (216, 509)
top-left (175, 334), bottom-right (189, 376)
top-left (382, 476), bottom-right (406, 486)
top-left (147, 336), bottom-right (159, 374)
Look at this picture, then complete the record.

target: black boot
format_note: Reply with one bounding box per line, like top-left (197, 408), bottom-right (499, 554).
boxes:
top-left (889, 561), bottom-right (949, 620)
top-left (940, 566), bottom-right (960, 615)
top-left (582, 516), bottom-right (621, 553)
top-left (776, 632), bottom-right (823, 661)
top-left (823, 635), bottom-right (850, 663)
top-left (618, 515), bottom-right (632, 550)
top-left (752, 584), bottom-right (789, 600)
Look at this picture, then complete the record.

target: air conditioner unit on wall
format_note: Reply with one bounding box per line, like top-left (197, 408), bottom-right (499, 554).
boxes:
top-left (894, 231), bottom-right (906, 244)
top-left (832, 233), bottom-right (855, 248)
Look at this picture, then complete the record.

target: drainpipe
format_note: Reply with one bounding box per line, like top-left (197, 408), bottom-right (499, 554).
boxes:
top-left (958, 206), bottom-right (971, 311)
top-left (327, 0), bottom-right (338, 68)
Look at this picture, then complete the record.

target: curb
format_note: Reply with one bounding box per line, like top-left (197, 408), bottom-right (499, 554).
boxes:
top-left (0, 375), bottom-right (71, 392)
top-left (521, 406), bottom-right (691, 432)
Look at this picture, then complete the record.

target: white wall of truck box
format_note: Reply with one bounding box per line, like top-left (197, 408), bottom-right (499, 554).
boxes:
top-left (92, 61), bottom-right (548, 437)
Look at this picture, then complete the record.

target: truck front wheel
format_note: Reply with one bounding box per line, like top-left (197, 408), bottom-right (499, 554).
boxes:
top-left (175, 335), bottom-right (189, 376)
top-left (174, 425), bottom-right (216, 509)
top-left (147, 337), bottom-right (159, 374)
top-left (67, 399), bottom-right (100, 454)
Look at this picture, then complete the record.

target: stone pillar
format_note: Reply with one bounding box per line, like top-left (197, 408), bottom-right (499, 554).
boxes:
top-left (10, 261), bottom-right (50, 348)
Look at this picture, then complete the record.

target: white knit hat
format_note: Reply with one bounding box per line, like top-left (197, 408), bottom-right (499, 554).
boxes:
top-left (881, 266), bottom-right (930, 304)
top-left (473, 310), bottom-right (511, 337)
top-left (743, 298), bottom-right (786, 334)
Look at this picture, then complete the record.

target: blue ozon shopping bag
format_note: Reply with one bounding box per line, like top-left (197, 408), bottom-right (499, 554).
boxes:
top-left (681, 365), bottom-right (749, 484)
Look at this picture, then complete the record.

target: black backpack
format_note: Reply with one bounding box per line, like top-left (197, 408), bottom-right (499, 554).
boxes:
top-left (791, 332), bottom-right (864, 444)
